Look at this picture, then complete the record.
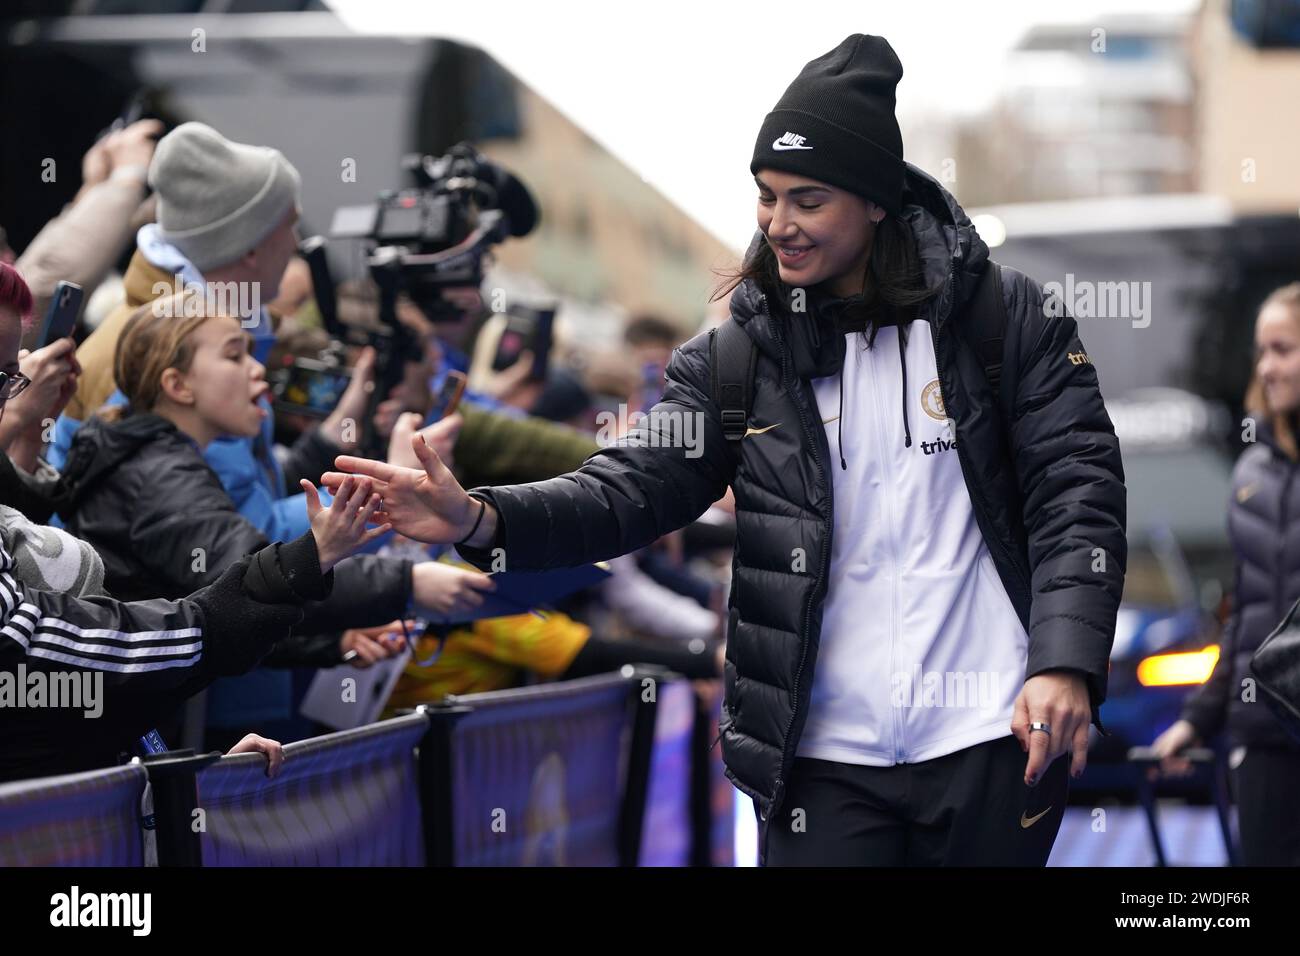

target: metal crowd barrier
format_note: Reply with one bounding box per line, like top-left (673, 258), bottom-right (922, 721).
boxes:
top-left (0, 669), bottom-right (731, 867)
top-left (1126, 744), bottom-right (1238, 866)
top-left (639, 678), bottom-right (696, 866)
top-left (190, 713), bottom-right (429, 866)
top-left (414, 667), bottom-right (659, 866)
top-left (0, 763), bottom-right (149, 866)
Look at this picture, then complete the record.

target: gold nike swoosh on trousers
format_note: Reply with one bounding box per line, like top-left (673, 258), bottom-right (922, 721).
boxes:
top-left (743, 422), bottom-right (783, 437)
top-left (1020, 806), bottom-right (1052, 829)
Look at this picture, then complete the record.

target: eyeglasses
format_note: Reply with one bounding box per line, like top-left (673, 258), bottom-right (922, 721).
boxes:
top-left (0, 370), bottom-right (32, 404)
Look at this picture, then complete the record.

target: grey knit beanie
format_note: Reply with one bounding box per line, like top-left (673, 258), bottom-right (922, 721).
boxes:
top-left (149, 122), bottom-right (301, 273)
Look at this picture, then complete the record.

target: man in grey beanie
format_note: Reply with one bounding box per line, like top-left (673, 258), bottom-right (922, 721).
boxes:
top-left (49, 122), bottom-right (401, 748)
top-left (66, 122), bottom-right (303, 423)
top-left (52, 121), bottom-right (377, 551)
top-left (151, 121), bottom-right (302, 278)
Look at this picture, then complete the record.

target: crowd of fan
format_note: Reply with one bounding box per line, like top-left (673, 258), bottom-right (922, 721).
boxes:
top-left (0, 119), bottom-right (733, 783)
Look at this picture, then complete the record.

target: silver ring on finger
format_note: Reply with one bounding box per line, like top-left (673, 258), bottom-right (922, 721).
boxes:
top-left (1029, 721), bottom-right (1052, 737)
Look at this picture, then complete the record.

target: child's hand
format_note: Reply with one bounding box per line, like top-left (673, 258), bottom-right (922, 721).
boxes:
top-left (225, 733), bottom-right (285, 779)
top-left (340, 620), bottom-right (411, 668)
top-left (300, 476), bottom-right (390, 573)
top-left (322, 435), bottom-right (486, 545)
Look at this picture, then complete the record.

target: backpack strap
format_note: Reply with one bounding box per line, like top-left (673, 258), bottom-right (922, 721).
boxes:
top-left (710, 318), bottom-right (758, 442)
top-left (966, 260), bottom-right (1008, 403)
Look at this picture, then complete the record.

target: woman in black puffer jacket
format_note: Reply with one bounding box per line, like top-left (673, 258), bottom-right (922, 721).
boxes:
top-left (1153, 281), bottom-right (1300, 865)
top-left (324, 35), bottom-right (1128, 867)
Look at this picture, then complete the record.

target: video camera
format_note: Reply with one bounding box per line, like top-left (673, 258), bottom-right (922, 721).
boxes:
top-left (330, 142), bottom-right (538, 322)
top-left (294, 143), bottom-right (539, 454)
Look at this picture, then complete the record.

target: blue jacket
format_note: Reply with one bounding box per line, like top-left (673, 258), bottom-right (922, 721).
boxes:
top-left (50, 394), bottom-right (312, 544)
top-left (47, 229), bottom-right (313, 727)
top-left (50, 223), bottom-right (313, 540)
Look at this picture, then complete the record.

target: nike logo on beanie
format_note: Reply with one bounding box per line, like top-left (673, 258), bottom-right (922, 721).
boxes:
top-left (772, 131), bottom-right (813, 151)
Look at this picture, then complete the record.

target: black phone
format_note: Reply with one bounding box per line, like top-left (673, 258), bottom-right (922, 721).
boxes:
top-left (491, 304), bottom-right (556, 380)
top-left (96, 90), bottom-right (166, 147)
top-left (39, 281), bottom-right (83, 348)
top-left (428, 370), bottom-right (467, 422)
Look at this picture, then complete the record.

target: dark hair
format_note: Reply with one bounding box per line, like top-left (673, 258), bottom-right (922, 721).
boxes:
top-left (623, 314), bottom-right (685, 349)
top-left (712, 213), bottom-right (930, 347)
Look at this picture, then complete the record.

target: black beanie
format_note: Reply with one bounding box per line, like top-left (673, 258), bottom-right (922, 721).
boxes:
top-left (750, 34), bottom-right (905, 216)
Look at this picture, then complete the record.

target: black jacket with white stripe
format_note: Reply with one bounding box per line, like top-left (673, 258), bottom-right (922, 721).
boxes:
top-left (0, 513), bottom-right (333, 783)
top-left (59, 413), bottom-right (413, 634)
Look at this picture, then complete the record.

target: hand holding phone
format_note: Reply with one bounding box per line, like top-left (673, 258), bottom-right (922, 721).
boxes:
top-left (39, 282), bottom-right (83, 349)
top-left (101, 118), bottom-right (164, 173)
top-left (387, 407), bottom-right (463, 473)
top-left (491, 305), bottom-right (556, 381)
top-left (4, 339), bottom-right (78, 448)
top-left (428, 370), bottom-right (467, 422)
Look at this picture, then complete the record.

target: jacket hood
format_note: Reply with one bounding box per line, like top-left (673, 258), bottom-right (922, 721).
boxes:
top-left (730, 162), bottom-right (990, 360)
top-left (60, 413), bottom-right (190, 511)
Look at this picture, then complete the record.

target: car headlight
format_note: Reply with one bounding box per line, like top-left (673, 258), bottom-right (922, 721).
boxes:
top-left (1136, 645), bottom-right (1220, 686)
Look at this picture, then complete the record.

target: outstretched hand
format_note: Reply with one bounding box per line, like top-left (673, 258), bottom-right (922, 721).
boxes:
top-left (322, 433), bottom-right (479, 545)
top-left (301, 475), bottom-right (390, 572)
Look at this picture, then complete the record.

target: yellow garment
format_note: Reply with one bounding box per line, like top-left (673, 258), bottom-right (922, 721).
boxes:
top-left (67, 251), bottom-right (174, 421)
top-left (385, 610), bottom-right (591, 710)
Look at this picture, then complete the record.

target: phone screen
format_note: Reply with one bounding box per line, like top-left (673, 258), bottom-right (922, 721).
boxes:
top-left (271, 361), bottom-right (352, 418)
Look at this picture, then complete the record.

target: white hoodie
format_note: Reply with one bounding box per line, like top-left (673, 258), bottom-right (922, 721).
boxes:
top-left (799, 318), bottom-right (1027, 766)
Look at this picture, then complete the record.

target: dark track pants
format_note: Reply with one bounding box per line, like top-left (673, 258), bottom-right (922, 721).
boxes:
top-left (763, 733), bottom-right (1070, 866)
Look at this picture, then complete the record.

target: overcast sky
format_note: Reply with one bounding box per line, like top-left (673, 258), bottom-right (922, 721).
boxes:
top-left (328, 0), bottom-right (1200, 251)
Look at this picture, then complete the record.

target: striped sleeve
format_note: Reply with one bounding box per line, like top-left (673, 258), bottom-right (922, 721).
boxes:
top-left (0, 536), bottom-right (212, 687)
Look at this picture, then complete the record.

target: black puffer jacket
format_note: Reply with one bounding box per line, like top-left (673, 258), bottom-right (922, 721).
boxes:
top-left (1182, 415), bottom-right (1300, 751)
top-left (1, 449), bottom-right (339, 780)
top-left (456, 164), bottom-right (1127, 845)
top-left (58, 413), bottom-right (413, 638)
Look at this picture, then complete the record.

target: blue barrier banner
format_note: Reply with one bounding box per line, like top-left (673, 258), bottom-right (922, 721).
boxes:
top-left (0, 764), bottom-right (147, 866)
top-left (448, 675), bottom-right (634, 866)
top-left (195, 713), bottom-right (428, 866)
top-left (639, 679), bottom-right (694, 866)
top-left (704, 683), bottom-right (735, 867)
